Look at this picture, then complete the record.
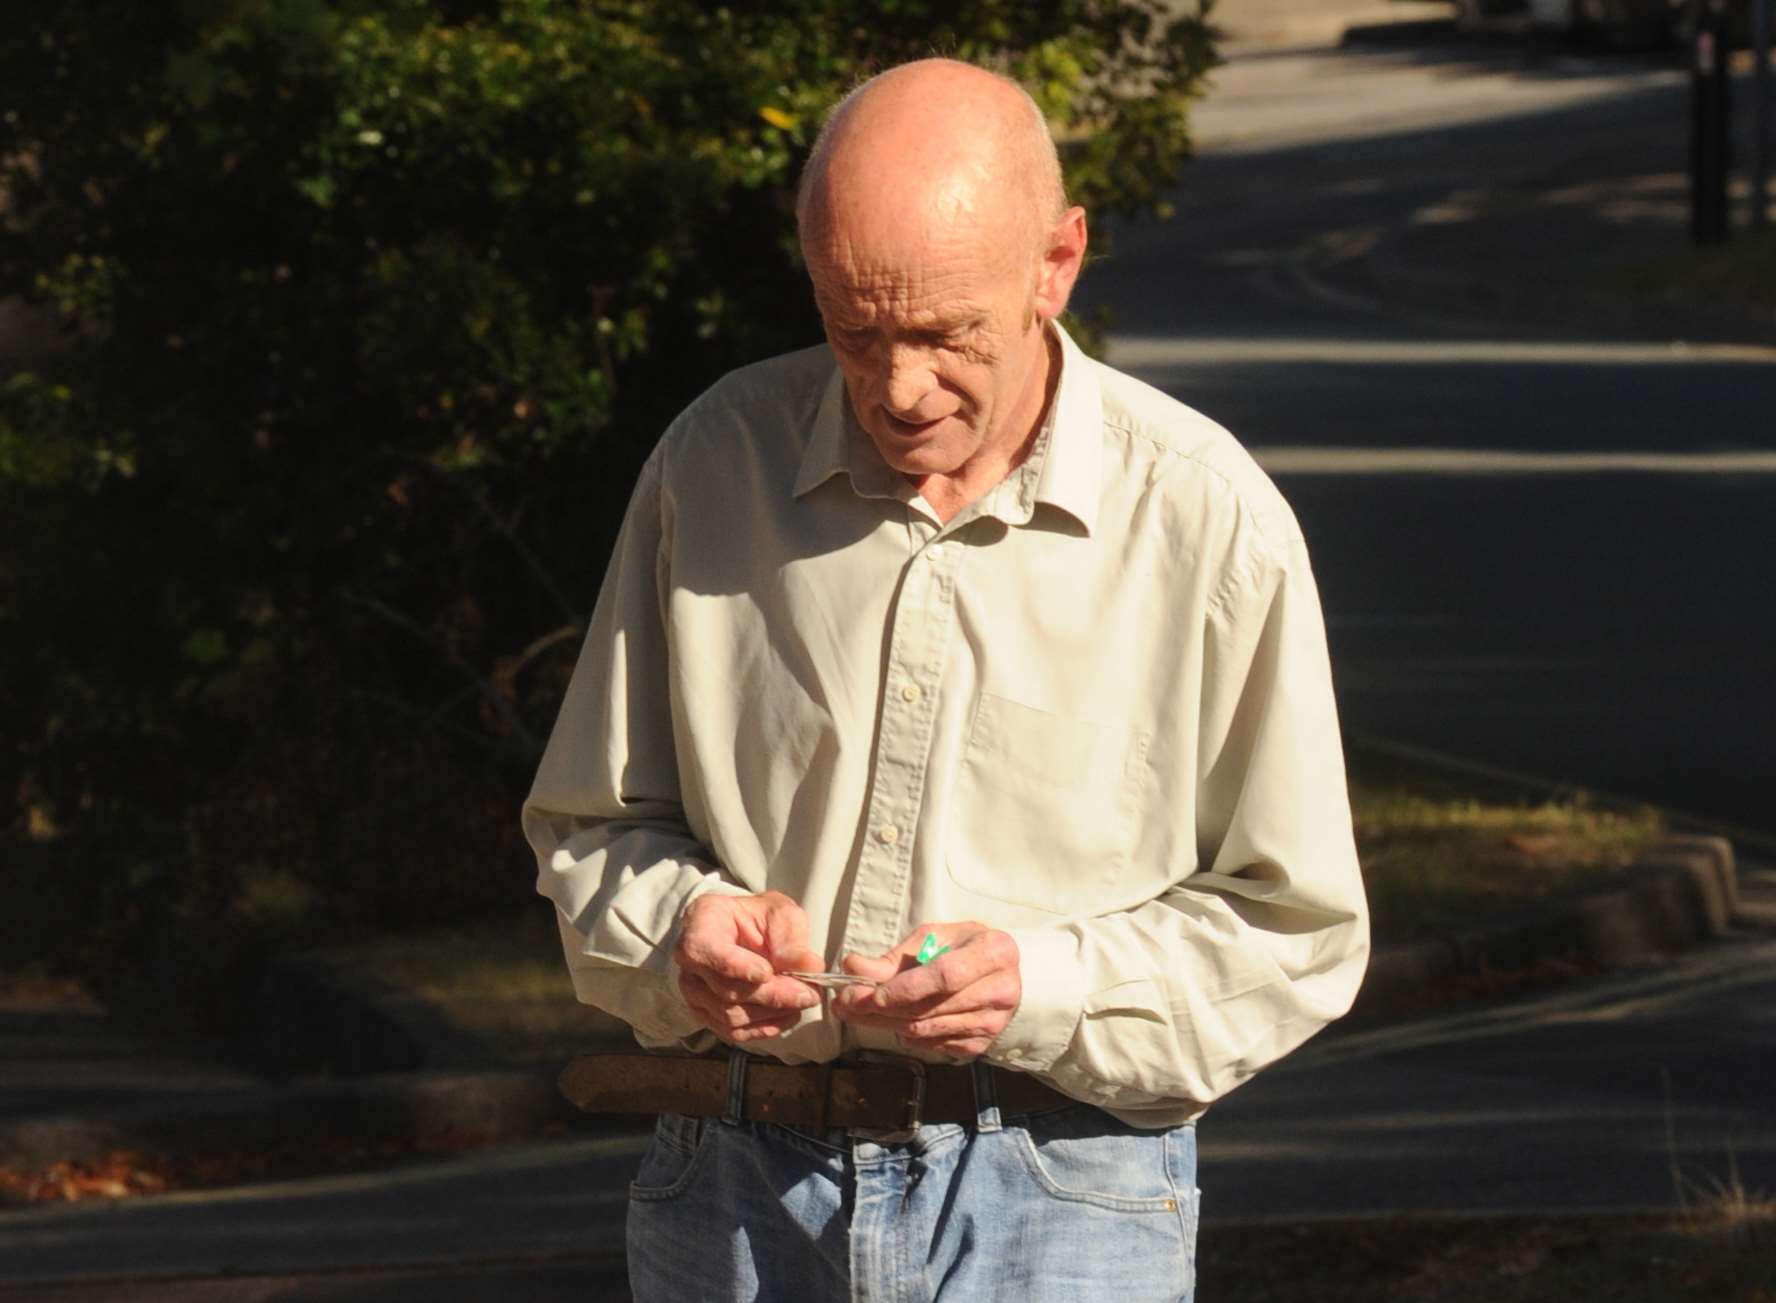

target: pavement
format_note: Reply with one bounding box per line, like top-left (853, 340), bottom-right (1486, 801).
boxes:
top-left (1186, 14), bottom-right (1775, 347)
top-left (1208, 0), bottom-right (1463, 52)
top-left (1081, 19), bottom-right (1776, 834)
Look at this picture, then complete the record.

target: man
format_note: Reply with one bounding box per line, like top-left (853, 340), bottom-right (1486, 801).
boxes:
top-left (524, 58), bottom-right (1368, 1302)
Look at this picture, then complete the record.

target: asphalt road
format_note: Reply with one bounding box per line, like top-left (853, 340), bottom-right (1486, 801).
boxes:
top-left (1074, 33), bottom-right (1776, 835)
top-left (1205, 898), bottom-right (1776, 1222)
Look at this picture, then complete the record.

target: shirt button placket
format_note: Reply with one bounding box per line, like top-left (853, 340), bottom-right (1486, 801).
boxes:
top-left (839, 533), bottom-right (956, 957)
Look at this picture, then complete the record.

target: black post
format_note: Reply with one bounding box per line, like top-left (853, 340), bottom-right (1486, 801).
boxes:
top-left (1755, 0), bottom-right (1772, 229)
top-left (1691, 0), bottom-right (1732, 243)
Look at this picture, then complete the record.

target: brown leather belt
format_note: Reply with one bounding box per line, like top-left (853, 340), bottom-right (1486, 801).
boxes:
top-left (557, 1052), bottom-right (1073, 1133)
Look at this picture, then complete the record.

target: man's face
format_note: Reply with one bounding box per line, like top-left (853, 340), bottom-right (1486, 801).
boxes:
top-left (804, 215), bottom-right (1049, 481)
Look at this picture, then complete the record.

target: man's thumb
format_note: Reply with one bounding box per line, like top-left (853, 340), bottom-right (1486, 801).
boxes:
top-left (770, 941), bottom-right (824, 973)
top-left (839, 952), bottom-right (898, 981)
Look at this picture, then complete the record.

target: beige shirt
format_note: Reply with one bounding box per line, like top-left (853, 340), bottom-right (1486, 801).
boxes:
top-left (524, 324), bottom-right (1369, 1126)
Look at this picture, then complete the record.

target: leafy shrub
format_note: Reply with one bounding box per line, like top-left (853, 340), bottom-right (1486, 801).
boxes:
top-left (0, 0), bottom-right (1217, 1025)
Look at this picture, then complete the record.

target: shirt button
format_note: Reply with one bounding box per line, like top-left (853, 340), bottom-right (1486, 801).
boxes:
top-left (877, 824), bottom-right (900, 846)
top-left (901, 683), bottom-right (922, 704)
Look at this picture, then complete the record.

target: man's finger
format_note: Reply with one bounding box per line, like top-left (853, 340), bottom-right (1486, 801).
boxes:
top-left (837, 928), bottom-right (966, 997)
top-left (727, 1021), bottom-right (801, 1044)
top-left (827, 997), bottom-right (910, 1029)
top-left (682, 986), bottom-right (811, 1035)
top-left (830, 974), bottom-right (997, 1025)
top-left (752, 975), bottom-right (825, 1009)
top-left (870, 949), bottom-right (997, 1009)
top-left (851, 925), bottom-right (1015, 1005)
top-left (689, 970), bottom-right (819, 1010)
top-left (838, 951), bottom-right (901, 983)
top-left (775, 947), bottom-right (827, 976)
top-left (692, 1013), bottom-right (803, 1045)
top-left (679, 932), bottom-right (773, 985)
top-left (898, 1010), bottom-right (1010, 1044)
top-left (905, 1036), bottom-right (991, 1061)
top-left (760, 898), bottom-right (823, 974)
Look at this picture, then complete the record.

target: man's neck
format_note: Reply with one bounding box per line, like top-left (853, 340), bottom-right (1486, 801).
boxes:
top-left (913, 327), bottom-right (1061, 525)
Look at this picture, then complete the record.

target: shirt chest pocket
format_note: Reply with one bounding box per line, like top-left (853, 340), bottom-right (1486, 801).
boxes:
top-left (945, 691), bottom-right (1151, 916)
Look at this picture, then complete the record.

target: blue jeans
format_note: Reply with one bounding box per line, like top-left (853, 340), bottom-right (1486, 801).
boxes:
top-left (625, 1062), bottom-right (1199, 1302)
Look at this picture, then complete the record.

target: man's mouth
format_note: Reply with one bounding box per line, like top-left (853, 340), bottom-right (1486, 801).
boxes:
top-left (882, 411), bottom-right (947, 437)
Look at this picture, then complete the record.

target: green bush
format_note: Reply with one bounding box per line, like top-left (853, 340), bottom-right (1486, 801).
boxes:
top-left (0, 0), bottom-right (1217, 1025)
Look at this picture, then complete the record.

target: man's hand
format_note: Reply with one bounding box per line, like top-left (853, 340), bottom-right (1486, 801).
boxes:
top-left (674, 891), bottom-right (824, 1044)
top-left (831, 922), bottom-right (1021, 1060)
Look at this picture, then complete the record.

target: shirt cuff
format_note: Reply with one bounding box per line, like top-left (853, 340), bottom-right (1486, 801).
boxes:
top-left (989, 925), bottom-right (1087, 1074)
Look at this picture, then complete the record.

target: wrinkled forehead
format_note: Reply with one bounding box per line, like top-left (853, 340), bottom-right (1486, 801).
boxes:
top-left (803, 171), bottom-right (1035, 302)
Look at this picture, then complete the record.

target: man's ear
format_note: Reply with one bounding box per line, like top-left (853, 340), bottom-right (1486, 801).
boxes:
top-left (1033, 206), bottom-right (1088, 323)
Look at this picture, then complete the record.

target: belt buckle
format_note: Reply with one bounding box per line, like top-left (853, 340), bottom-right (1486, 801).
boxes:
top-left (850, 1050), bottom-right (927, 1141)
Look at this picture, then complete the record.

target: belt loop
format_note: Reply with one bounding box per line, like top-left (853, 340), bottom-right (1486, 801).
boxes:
top-left (722, 1049), bottom-right (750, 1127)
top-left (971, 1060), bottom-right (1003, 1133)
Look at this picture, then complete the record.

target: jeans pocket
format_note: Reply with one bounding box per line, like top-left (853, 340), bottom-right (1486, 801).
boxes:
top-left (1011, 1105), bottom-right (1186, 1213)
top-left (628, 1111), bottom-right (709, 1202)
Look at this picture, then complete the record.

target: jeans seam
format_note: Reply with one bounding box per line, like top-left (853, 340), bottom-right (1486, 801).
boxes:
top-left (628, 1116), bottom-right (713, 1203)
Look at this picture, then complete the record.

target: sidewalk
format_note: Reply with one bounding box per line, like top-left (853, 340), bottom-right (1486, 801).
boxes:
top-left (1211, 29), bottom-right (1776, 345)
top-left (1207, 0), bottom-right (1460, 51)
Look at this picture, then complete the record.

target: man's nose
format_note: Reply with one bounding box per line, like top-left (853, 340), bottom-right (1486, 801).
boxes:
top-left (881, 345), bottom-right (938, 415)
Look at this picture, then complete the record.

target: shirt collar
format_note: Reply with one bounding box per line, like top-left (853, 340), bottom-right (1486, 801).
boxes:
top-left (793, 363), bottom-right (915, 503)
top-left (1028, 321), bottom-right (1102, 533)
top-left (793, 319), bottom-right (1102, 534)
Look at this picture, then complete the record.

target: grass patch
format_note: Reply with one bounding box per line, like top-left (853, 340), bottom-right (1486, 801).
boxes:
top-left (1202, 1209), bottom-right (1776, 1302)
top-left (1347, 751), bottom-right (1665, 945)
top-left (337, 907), bottom-right (634, 1066)
top-left (1601, 224), bottom-right (1776, 327)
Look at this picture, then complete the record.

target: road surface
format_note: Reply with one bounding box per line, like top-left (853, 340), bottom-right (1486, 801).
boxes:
top-left (1076, 32), bottom-right (1776, 835)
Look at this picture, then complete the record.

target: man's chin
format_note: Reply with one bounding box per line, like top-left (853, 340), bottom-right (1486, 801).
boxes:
top-left (878, 444), bottom-right (962, 478)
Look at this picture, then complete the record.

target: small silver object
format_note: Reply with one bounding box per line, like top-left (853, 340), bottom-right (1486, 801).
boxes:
top-left (785, 970), bottom-right (881, 990)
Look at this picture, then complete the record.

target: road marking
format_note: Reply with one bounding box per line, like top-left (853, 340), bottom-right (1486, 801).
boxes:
top-left (1110, 335), bottom-right (1776, 367)
top-left (1248, 447), bottom-right (1776, 474)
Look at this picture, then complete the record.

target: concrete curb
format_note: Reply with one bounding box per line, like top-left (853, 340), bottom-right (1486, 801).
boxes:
top-left (1302, 236), bottom-right (1776, 350)
top-left (0, 839), bottom-right (1744, 1174)
top-left (1215, 0), bottom-right (1456, 51)
top-left (1354, 834), bottom-right (1738, 1019)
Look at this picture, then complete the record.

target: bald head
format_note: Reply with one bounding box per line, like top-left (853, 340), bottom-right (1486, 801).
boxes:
top-left (795, 60), bottom-right (1067, 263)
top-left (795, 60), bottom-right (1088, 502)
